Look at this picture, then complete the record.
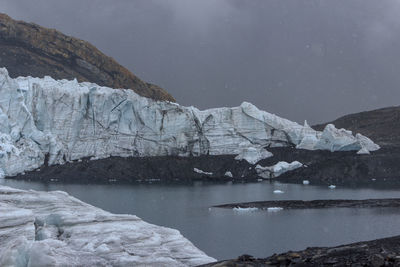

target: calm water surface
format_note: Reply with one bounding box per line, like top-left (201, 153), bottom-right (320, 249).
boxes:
top-left (2, 179), bottom-right (400, 260)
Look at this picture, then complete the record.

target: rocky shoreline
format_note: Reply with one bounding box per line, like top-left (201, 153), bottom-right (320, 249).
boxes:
top-left (201, 235), bottom-right (400, 266)
top-left (11, 146), bottom-right (400, 188)
top-left (213, 198), bottom-right (400, 210)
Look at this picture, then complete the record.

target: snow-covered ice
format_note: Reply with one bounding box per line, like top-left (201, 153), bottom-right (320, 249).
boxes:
top-left (0, 185), bottom-right (215, 266)
top-left (0, 68), bottom-right (380, 178)
top-left (256, 161), bottom-right (303, 179)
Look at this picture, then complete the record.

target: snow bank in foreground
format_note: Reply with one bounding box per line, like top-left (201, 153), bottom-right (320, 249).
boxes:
top-left (0, 186), bottom-right (215, 266)
top-left (0, 68), bottom-right (379, 177)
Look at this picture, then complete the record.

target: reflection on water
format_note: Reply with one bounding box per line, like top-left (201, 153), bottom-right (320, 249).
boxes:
top-left (2, 179), bottom-right (400, 260)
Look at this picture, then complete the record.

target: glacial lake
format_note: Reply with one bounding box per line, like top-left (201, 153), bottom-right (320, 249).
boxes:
top-left (2, 179), bottom-right (400, 260)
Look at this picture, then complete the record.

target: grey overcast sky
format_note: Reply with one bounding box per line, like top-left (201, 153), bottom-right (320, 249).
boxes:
top-left (1, 0), bottom-right (400, 124)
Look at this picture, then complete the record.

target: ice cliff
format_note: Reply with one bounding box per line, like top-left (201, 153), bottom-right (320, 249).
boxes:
top-left (0, 186), bottom-right (215, 266)
top-left (0, 68), bottom-right (379, 177)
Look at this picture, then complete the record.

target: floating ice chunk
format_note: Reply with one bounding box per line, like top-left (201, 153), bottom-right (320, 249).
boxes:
top-left (303, 180), bottom-right (310, 185)
top-left (224, 171), bottom-right (233, 178)
top-left (256, 161), bottom-right (303, 179)
top-left (233, 207), bottom-right (258, 212)
top-left (328, 185), bottom-right (336, 189)
top-left (194, 168), bottom-right (213, 176)
top-left (273, 190), bottom-right (284, 194)
top-left (267, 207), bottom-right (283, 212)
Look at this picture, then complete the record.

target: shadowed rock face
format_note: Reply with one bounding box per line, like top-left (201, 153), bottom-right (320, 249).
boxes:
top-left (314, 106), bottom-right (400, 148)
top-left (0, 13), bottom-right (175, 102)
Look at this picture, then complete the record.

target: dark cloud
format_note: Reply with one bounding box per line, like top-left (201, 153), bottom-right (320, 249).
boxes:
top-left (1, 0), bottom-right (400, 123)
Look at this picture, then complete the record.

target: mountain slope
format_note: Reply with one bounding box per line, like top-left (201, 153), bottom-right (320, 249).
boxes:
top-left (313, 106), bottom-right (400, 147)
top-left (0, 13), bottom-right (175, 102)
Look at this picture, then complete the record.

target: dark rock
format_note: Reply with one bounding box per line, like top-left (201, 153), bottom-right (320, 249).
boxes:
top-left (9, 146), bottom-right (400, 187)
top-left (237, 255), bottom-right (255, 261)
top-left (213, 198), bottom-right (400, 210)
top-left (200, 235), bottom-right (400, 267)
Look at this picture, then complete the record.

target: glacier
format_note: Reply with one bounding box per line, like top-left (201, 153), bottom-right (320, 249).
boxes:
top-left (0, 68), bottom-right (379, 178)
top-left (0, 185), bottom-right (215, 266)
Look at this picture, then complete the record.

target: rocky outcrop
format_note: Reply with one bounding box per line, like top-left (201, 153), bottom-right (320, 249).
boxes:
top-left (314, 106), bottom-right (400, 148)
top-left (0, 13), bottom-right (174, 102)
top-left (202, 235), bottom-right (400, 266)
top-left (214, 198), bottom-right (400, 210)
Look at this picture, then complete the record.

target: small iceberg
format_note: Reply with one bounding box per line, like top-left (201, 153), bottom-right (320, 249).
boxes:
top-left (328, 185), bottom-right (336, 189)
top-left (267, 207), bottom-right (283, 212)
top-left (233, 207), bottom-right (259, 212)
top-left (303, 180), bottom-right (310, 185)
top-left (273, 190), bottom-right (284, 194)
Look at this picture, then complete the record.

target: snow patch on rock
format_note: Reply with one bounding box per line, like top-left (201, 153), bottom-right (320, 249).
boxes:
top-left (234, 145), bottom-right (273, 164)
top-left (193, 168), bottom-right (213, 176)
top-left (256, 161), bottom-right (303, 179)
top-left (224, 171), bottom-right (233, 178)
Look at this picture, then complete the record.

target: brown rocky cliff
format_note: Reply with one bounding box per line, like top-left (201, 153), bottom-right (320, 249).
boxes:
top-left (0, 13), bottom-right (175, 102)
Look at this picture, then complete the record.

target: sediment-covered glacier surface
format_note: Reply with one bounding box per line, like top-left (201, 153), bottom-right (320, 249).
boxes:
top-left (0, 68), bottom-right (379, 178)
top-left (0, 185), bottom-right (215, 266)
